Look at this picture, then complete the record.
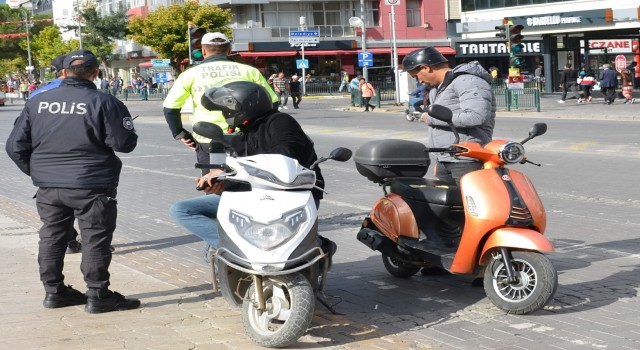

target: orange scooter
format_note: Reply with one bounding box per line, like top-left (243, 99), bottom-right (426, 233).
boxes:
top-left (355, 105), bottom-right (557, 315)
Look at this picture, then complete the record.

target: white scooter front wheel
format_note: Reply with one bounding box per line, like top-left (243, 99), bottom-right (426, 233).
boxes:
top-left (242, 273), bottom-right (315, 348)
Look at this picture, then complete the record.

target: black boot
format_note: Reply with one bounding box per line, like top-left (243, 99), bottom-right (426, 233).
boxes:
top-left (85, 290), bottom-right (141, 314)
top-left (43, 285), bottom-right (87, 308)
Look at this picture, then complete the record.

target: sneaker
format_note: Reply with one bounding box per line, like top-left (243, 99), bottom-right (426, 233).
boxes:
top-left (577, 99), bottom-right (583, 103)
top-left (632, 98), bottom-right (636, 104)
top-left (557, 100), bottom-right (565, 103)
top-left (278, 106), bottom-right (283, 110)
top-left (85, 290), bottom-right (141, 314)
top-left (320, 236), bottom-right (337, 271)
top-left (371, 105), bottom-right (375, 111)
top-left (282, 106), bottom-right (288, 109)
top-left (43, 285), bottom-right (87, 308)
top-left (66, 240), bottom-right (82, 254)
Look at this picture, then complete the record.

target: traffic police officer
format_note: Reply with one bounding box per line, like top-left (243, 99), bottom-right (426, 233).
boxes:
top-left (163, 32), bottom-right (278, 169)
top-left (6, 49), bottom-right (140, 313)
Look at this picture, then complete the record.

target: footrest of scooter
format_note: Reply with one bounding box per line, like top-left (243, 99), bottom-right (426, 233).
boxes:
top-left (397, 236), bottom-right (456, 268)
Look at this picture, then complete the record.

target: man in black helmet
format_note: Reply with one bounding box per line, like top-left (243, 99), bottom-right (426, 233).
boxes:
top-left (402, 47), bottom-right (496, 186)
top-left (169, 81), bottom-right (337, 268)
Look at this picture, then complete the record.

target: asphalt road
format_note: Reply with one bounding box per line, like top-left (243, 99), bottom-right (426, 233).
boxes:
top-left (1, 96), bottom-right (639, 349)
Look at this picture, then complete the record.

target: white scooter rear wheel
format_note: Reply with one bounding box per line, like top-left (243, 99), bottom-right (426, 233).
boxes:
top-left (242, 273), bottom-right (315, 348)
top-left (484, 250), bottom-right (558, 315)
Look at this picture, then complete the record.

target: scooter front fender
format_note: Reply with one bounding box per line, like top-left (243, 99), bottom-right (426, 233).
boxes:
top-left (478, 227), bottom-right (555, 266)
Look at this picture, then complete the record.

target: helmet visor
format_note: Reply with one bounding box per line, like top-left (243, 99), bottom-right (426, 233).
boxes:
top-left (203, 87), bottom-right (241, 113)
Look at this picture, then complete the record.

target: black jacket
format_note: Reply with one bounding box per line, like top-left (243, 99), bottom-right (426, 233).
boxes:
top-left (560, 68), bottom-right (578, 84)
top-left (231, 111), bottom-right (325, 200)
top-left (5, 77), bottom-right (138, 188)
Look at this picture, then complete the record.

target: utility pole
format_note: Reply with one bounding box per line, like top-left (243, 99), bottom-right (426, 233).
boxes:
top-left (360, 0), bottom-right (368, 80)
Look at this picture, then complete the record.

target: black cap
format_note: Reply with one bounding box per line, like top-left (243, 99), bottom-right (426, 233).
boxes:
top-left (63, 49), bottom-right (99, 69)
top-left (50, 54), bottom-right (67, 72)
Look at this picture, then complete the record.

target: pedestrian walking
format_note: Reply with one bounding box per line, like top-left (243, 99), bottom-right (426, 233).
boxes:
top-left (338, 70), bottom-right (350, 93)
top-left (620, 68), bottom-right (635, 104)
top-left (577, 65), bottom-right (596, 103)
top-left (289, 75), bottom-right (302, 108)
top-left (599, 64), bottom-right (618, 105)
top-left (5, 49), bottom-right (140, 313)
top-left (19, 79), bottom-right (29, 100)
top-left (359, 77), bottom-right (376, 112)
top-left (272, 72), bottom-right (289, 109)
top-left (163, 32), bottom-right (278, 174)
top-left (558, 63), bottom-right (580, 103)
top-left (350, 75), bottom-right (361, 106)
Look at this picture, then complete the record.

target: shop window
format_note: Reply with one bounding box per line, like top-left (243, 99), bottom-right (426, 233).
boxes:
top-left (407, 0), bottom-right (422, 27)
top-left (349, 1), bottom-right (380, 27)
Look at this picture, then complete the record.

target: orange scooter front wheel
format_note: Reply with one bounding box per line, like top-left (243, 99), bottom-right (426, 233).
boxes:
top-left (484, 250), bottom-right (557, 315)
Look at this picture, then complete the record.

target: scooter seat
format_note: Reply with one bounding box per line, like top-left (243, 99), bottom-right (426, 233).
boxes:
top-left (390, 178), bottom-right (462, 207)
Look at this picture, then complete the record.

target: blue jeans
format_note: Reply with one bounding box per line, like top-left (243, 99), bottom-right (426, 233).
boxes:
top-left (169, 194), bottom-right (221, 247)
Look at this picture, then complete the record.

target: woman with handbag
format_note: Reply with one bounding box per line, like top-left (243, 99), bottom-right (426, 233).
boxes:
top-left (360, 78), bottom-right (377, 112)
top-left (620, 68), bottom-right (635, 104)
top-left (577, 65), bottom-right (596, 103)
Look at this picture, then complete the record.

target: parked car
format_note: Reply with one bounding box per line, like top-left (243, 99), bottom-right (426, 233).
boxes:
top-left (0, 90), bottom-right (6, 106)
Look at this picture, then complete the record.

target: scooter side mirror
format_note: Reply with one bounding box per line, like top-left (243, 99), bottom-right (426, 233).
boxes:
top-left (530, 123), bottom-right (547, 137)
top-left (329, 147), bottom-right (353, 162)
top-left (426, 104), bottom-right (453, 123)
top-left (521, 123), bottom-right (548, 144)
top-left (193, 122), bottom-right (226, 143)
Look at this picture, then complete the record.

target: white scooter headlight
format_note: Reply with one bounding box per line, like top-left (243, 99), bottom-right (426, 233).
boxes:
top-left (229, 208), bottom-right (308, 250)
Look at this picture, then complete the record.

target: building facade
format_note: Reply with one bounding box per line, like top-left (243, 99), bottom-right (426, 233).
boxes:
top-left (456, 0), bottom-right (640, 92)
top-left (205, 0), bottom-right (452, 84)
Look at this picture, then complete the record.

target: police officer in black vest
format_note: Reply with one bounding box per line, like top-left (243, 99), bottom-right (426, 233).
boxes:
top-left (6, 49), bottom-right (140, 313)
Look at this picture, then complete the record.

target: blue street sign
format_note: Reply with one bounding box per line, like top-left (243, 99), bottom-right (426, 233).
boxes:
top-left (155, 72), bottom-right (168, 83)
top-left (289, 31), bottom-right (320, 37)
top-left (296, 59), bottom-right (309, 69)
top-left (358, 51), bottom-right (374, 67)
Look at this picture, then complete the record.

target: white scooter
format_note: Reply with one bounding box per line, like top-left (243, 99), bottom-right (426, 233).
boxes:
top-left (193, 122), bottom-right (352, 348)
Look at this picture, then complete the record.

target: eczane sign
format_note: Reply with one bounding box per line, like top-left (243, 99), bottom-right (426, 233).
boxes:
top-left (588, 39), bottom-right (632, 54)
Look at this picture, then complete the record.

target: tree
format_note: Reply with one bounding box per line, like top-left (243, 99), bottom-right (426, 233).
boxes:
top-left (0, 5), bottom-right (53, 63)
top-left (76, 4), bottom-right (128, 67)
top-left (127, 2), bottom-right (232, 72)
top-left (29, 26), bottom-right (79, 72)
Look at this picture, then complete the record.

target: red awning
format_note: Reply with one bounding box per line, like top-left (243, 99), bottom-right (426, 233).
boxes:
top-left (138, 61), bottom-right (153, 67)
top-left (239, 51), bottom-right (298, 57)
top-left (237, 46), bottom-right (455, 58)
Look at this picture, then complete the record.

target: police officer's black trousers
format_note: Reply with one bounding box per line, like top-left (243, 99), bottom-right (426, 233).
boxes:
top-left (36, 187), bottom-right (117, 296)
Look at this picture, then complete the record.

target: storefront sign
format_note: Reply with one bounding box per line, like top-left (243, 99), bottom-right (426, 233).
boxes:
top-left (455, 41), bottom-right (542, 57)
top-left (513, 10), bottom-right (608, 30)
top-left (588, 39), bottom-right (632, 54)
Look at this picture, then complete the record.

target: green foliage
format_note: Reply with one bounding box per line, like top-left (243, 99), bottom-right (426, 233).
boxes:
top-left (0, 57), bottom-right (26, 79)
top-left (127, 2), bottom-right (232, 69)
top-left (76, 4), bottom-right (128, 66)
top-left (28, 26), bottom-right (80, 69)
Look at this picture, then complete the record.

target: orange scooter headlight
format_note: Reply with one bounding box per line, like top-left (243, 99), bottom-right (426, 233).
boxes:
top-left (499, 142), bottom-right (525, 164)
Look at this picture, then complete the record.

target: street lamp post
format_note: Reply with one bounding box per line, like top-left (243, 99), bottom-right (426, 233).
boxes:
top-left (300, 16), bottom-right (307, 95)
top-left (360, 0), bottom-right (368, 80)
top-left (23, 9), bottom-right (33, 76)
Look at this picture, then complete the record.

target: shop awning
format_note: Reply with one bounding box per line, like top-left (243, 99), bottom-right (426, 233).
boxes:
top-left (138, 61), bottom-right (153, 67)
top-left (239, 51), bottom-right (298, 57)
top-left (237, 46), bottom-right (455, 58)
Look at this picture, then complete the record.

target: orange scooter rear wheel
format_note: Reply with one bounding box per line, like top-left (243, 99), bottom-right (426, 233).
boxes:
top-left (484, 250), bottom-right (557, 315)
top-left (382, 253), bottom-right (421, 278)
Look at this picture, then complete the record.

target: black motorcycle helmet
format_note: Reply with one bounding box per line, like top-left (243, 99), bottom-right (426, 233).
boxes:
top-left (201, 81), bottom-right (275, 131)
top-left (402, 47), bottom-right (448, 72)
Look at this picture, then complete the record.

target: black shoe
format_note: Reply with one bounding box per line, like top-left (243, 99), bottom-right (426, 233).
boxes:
top-left (371, 106), bottom-right (375, 111)
top-left (320, 237), bottom-right (337, 271)
top-left (43, 285), bottom-right (87, 308)
top-left (66, 240), bottom-right (82, 254)
top-left (85, 290), bottom-right (141, 314)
